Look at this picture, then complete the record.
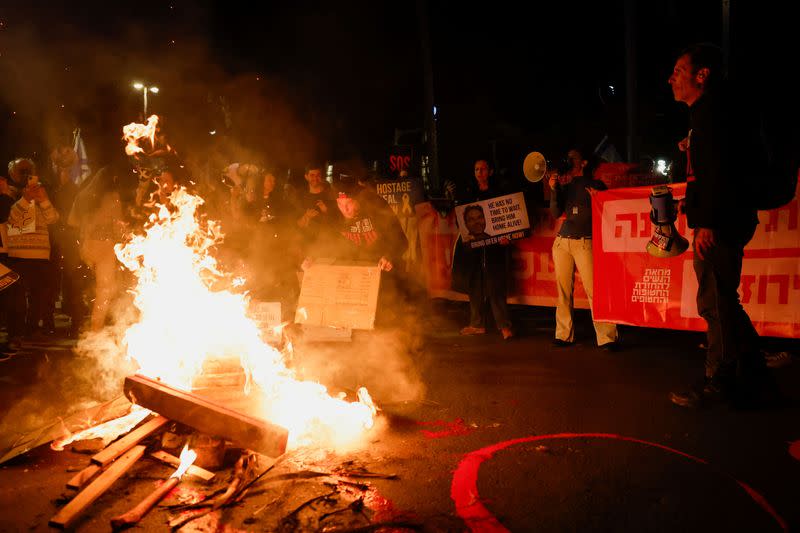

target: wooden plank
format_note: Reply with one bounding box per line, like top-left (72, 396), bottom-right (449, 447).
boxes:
top-left (150, 451), bottom-right (215, 481)
top-left (91, 415), bottom-right (169, 467)
top-left (0, 395), bottom-right (132, 466)
top-left (124, 374), bottom-right (288, 458)
top-left (66, 464), bottom-right (101, 490)
top-left (49, 445), bottom-right (145, 529)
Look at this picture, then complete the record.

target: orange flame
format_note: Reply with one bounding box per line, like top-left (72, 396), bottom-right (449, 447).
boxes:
top-left (114, 175), bottom-right (376, 450)
top-left (50, 406), bottom-right (151, 451)
top-left (172, 445), bottom-right (198, 479)
top-left (123, 115), bottom-right (159, 156)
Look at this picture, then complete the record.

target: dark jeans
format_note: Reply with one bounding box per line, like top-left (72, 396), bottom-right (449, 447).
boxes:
top-left (7, 257), bottom-right (54, 338)
top-left (51, 237), bottom-right (86, 328)
top-left (693, 225), bottom-right (761, 383)
top-left (468, 248), bottom-right (511, 330)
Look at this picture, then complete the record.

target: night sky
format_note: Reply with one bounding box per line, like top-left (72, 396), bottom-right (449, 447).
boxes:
top-left (0, 1), bottom-right (796, 189)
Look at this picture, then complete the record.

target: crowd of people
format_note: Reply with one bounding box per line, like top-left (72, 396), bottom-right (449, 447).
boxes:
top-left (0, 151), bottom-right (412, 356)
top-left (0, 43), bottom-right (785, 410)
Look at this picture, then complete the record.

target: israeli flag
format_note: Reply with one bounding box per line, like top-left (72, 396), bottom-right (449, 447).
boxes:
top-left (71, 128), bottom-right (91, 184)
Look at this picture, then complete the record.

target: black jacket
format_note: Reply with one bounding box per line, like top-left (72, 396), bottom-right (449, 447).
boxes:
top-left (451, 181), bottom-right (511, 294)
top-left (684, 91), bottom-right (758, 236)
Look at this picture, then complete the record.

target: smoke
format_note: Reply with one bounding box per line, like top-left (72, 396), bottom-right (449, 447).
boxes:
top-left (289, 309), bottom-right (428, 407)
top-left (0, 6), bottom-right (326, 180)
top-left (72, 301), bottom-right (141, 399)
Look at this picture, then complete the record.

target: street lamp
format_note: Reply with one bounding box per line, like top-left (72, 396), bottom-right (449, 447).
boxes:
top-left (132, 82), bottom-right (160, 117)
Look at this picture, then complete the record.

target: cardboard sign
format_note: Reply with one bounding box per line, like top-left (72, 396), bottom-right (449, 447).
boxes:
top-left (374, 179), bottom-right (424, 217)
top-left (294, 262), bottom-right (381, 330)
top-left (454, 192), bottom-right (531, 248)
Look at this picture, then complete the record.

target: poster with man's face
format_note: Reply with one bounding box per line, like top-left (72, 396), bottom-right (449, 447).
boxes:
top-left (454, 192), bottom-right (531, 248)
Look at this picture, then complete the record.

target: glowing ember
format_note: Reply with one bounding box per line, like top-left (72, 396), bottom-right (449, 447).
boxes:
top-left (172, 445), bottom-right (198, 479)
top-left (114, 126), bottom-right (377, 450)
top-left (123, 115), bottom-right (159, 156)
top-left (51, 407), bottom-right (151, 451)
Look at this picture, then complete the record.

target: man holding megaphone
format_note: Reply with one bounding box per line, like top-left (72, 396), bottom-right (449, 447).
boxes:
top-left (549, 148), bottom-right (619, 351)
top-left (667, 44), bottom-right (778, 409)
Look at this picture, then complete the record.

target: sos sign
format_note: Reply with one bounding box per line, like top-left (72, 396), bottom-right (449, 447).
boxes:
top-left (389, 154), bottom-right (411, 173)
top-left (388, 146), bottom-right (415, 177)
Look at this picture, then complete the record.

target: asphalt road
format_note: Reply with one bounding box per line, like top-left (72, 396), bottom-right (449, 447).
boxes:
top-left (0, 302), bottom-right (798, 532)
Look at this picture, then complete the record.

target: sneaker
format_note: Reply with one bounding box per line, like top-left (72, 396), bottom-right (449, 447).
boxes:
top-left (501, 327), bottom-right (514, 341)
top-left (551, 339), bottom-right (573, 347)
top-left (764, 351), bottom-right (792, 369)
top-left (459, 326), bottom-right (486, 336)
top-left (670, 378), bottom-right (724, 409)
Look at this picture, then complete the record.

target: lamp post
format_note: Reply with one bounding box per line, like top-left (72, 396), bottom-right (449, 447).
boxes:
top-left (132, 82), bottom-right (160, 117)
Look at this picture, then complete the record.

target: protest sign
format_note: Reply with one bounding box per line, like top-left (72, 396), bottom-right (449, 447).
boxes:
top-left (295, 262), bottom-right (382, 330)
top-left (454, 192), bottom-right (531, 248)
top-left (374, 178), bottom-right (424, 217)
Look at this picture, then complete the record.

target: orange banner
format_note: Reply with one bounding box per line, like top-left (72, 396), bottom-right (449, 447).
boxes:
top-left (416, 181), bottom-right (799, 338)
top-left (591, 182), bottom-right (800, 338)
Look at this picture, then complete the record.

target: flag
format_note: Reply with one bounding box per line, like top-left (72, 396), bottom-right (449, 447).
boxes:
top-left (71, 128), bottom-right (91, 184)
top-left (594, 135), bottom-right (622, 163)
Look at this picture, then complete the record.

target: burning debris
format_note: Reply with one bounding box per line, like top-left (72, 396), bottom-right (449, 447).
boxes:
top-left (40, 116), bottom-right (403, 529)
top-left (42, 407), bottom-right (413, 531)
top-left (109, 445), bottom-right (197, 529)
top-left (113, 118), bottom-right (380, 449)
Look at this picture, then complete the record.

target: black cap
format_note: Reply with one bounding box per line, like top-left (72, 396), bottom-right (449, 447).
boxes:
top-left (333, 175), bottom-right (361, 198)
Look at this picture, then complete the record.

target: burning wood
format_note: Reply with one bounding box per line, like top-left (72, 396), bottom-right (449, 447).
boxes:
top-left (50, 445), bottom-right (146, 529)
top-left (110, 445), bottom-right (197, 530)
top-left (51, 407), bottom-right (152, 451)
top-left (62, 415), bottom-right (168, 491)
top-left (124, 374), bottom-right (288, 458)
top-left (91, 415), bottom-right (169, 467)
top-left (150, 450), bottom-right (215, 481)
top-left (66, 464), bottom-right (101, 491)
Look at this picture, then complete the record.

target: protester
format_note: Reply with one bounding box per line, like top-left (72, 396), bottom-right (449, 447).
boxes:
top-left (549, 148), bottom-right (619, 351)
top-left (300, 176), bottom-right (408, 326)
top-left (452, 158), bottom-right (513, 340)
top-left (0, 175), bottom-right (15, 353)
top-left (666, 43), bottom-right (777, 408)
top-left (49, 146), bottom-right (84, 336)
top-left (233, 166), bottom-right (300, 321)
top-left (294, 162), bottom-right (338, 256)
top-left (5, 158), bottom-right (60, 346)
top-left (68, 165), bottom-right (130, 331)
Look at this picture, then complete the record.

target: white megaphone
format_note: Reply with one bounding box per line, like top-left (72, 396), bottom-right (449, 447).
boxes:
top-left (646, 185), bottom-right (689, 258)
top-left (523, 152), bottom-right (547, 182)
